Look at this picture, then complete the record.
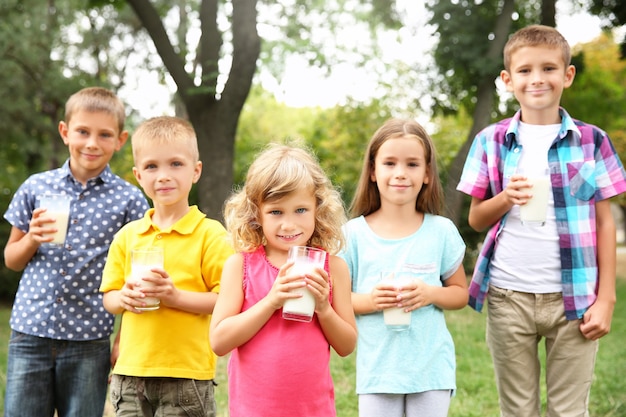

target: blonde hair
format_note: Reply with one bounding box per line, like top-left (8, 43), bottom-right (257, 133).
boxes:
top-left (224, 144), bottom-right (346, 254)
top-left (64, 87), bottom-right (126, 134)
top-left (349, 118), bottom-right (443, 218)
top-left (503, 25), bottom-right (571, 72)
top-left (131, 116), bottom-right (199, 163)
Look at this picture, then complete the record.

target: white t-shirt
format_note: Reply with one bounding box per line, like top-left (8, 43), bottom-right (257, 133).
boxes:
top-left (489, 122), bottom-right (562, 293)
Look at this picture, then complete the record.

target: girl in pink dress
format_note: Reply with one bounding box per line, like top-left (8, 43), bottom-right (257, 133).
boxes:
top-left (210, 144), bottom-right (357, 417)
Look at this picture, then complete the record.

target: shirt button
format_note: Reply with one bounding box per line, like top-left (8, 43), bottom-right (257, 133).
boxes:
top-left (514, 148), bottom-right (520, 153)
top-left (157, 235), bottom-right (162, 239)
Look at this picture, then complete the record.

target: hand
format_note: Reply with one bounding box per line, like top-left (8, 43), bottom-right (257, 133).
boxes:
top-left (371, 278), bottom-right (411, 311)
top-left (579, 299), bottom-right (614, 340)
top-left (118, 280), bottom-right (150, 313)
top-left (264, 261), bottom-right (308, 310)
top-left (26, 207), bottom-right (56, 245)
top-left (504, 173), bottom-right (534, 206)
top-left (395, 279), bottom-right (434, 311)
top-left (136, 267), bottom-right (178, 308)
top-left (303, 266), bottom-right (331, 315)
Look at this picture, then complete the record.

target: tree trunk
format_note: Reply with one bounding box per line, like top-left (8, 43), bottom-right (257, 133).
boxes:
top-left (127, 0), bottom-right (260, 222)
top-left (443, 0), bottom-right (516, 225)
top-left (540, 0), bottom-right (557, 27)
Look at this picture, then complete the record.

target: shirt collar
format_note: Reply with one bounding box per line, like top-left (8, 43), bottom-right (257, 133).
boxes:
top-left (135, 205), bottom-right (206, 235)
top-left (504, 107), bottom-right (581, 146)
top-left (60, 159), bottom-right (112, 185)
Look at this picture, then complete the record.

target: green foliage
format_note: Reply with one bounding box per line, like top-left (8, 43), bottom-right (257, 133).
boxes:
top-left (430, 109), bottom-right (485, 269)
top-left (235, 87), bottom-right (392, 208)
top-left (309, 99), bottom-right (393, 206)
top-left (589, 0), bottom-right (626, 56)
top-left (425, 0), bottom-right (541, 116)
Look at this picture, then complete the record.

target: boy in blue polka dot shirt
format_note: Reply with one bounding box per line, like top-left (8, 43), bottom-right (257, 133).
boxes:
top-left (2, 86), bottom-right (150, 417)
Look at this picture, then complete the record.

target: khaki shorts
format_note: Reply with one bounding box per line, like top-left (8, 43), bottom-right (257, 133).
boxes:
top-left (110, 374), bottom-right (217, 417)
top-left (486, 286), bottom-right (598, 417)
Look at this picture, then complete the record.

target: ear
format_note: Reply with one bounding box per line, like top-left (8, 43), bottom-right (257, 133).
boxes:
top-left (58, 121), bottom-right (70, 145)
top-left (132, 166), bottom-right (141, 182)
top-left (500, 70), bottom-right (513, 92)
top-left (193, 161), bottom-right (203, 184)
top-left (563, 64), bottom-right (576, 88)
top-left (116, 130), bottom-right (129, 152)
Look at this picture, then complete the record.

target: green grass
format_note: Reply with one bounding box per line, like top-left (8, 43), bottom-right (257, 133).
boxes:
top-left (1, 281), bottom-right (625, 416)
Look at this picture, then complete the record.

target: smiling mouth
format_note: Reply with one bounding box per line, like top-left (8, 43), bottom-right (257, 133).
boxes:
top-left (280, 233), bottom-right (301, 239)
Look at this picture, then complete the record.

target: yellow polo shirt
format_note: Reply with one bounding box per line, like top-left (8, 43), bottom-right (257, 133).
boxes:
top-left (101, 206), bottom-right (233, 379)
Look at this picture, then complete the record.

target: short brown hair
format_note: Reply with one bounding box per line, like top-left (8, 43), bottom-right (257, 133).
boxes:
top-left (64, 87), bottom-right (126, 134)
top-left (131, 116), bottom-right (199, 164)
top-left (503, 25), bottom-right (571, 72)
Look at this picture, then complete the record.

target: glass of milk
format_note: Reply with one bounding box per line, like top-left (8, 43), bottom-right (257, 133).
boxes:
top-left (39, 193), bottom-right (71, 247)
top-left (129, 247), bottom-right (164, 311)
top-left (282, 246), bottom-right (326, 322)
top-left (518, 168), bottom-right (551, 227)
top-left (381, 271), bottom-right (414, 331)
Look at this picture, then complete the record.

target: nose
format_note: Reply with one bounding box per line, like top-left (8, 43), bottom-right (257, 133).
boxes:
top-left (394, 165), bottom-right (407, 178)
top-left (530, 70), bottom-right (544, 84)
top-left (85, 133), bottom-right (99, 148)
top-left (281, 215), bottom-right (297, 231)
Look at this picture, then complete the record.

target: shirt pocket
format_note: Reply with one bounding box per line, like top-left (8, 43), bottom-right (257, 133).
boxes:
top-left (567, 161), bottom-right (596, 201)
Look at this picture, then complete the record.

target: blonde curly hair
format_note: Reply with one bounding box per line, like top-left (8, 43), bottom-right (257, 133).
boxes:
top-left (224, 144), bottom-right (346, 255)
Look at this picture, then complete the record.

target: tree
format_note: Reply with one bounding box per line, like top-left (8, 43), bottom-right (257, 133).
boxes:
top-left (588, 0), bottom-right (626, 56)
top-left (103, 0), bottom-right (400, 220)
top-left (426, 0), bottom-right (559, 225)
top-left (123, 0), bottom-right (260, 221)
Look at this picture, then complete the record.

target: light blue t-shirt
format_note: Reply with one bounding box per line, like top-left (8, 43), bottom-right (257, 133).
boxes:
top-left (340, 214), bottom-right (465, 394)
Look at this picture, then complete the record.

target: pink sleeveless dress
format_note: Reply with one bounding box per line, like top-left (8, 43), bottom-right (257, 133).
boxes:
top-left (227, 246), bottom-right (335, 417)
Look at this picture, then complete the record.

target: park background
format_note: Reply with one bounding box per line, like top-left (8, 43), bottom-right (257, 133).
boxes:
top-left (1, 0), bottom-right (626, 415)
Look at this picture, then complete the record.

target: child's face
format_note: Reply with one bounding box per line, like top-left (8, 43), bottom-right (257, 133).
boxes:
top-left (371, 137), bottom-right (429, 209)
top-left (501, 45), bottom-right (575, 124)
top-left (258, 187), bottom-right (317, 255)
top-left (58, 110), bottom-right (127, 183)
top-left (132, 141), bottom-right (201, 209)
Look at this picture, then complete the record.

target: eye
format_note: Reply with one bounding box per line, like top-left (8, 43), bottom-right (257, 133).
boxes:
top-left (295, 208), bottom-right (307, 214)
top-left (269, 210), bottom-right (282, 215)
top-left (383, 161), bottom-right (395, 166)
top-left (172, 161), bottom-right (184, 167)
top-left (145, 163), bottom-right (157, 170)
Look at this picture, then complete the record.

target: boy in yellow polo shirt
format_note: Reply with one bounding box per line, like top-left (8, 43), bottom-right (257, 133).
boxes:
top-left (100, 116), bottom-right (233, 416)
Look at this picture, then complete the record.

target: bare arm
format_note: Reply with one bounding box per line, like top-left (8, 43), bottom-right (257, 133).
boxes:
top-left (402, 264), bottom-right (469, 311)
top-left (210, 254), bottom-right (289, 356)
top-left (468, 173), bottom-right (532, 231)
top-left (313, 256), bottom-right (357, 357)
top-left (352, 264), bottom-right (468, 316)
top-left (103, 268), bottom-right (218, 315)
top-left (579, 199), bottom-right (616, 340)
top-left (4, 208), bottom-right (59, 271)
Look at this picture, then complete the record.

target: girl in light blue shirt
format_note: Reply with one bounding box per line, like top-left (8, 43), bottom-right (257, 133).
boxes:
top-left (341, 118), bottom-right (468, 417)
